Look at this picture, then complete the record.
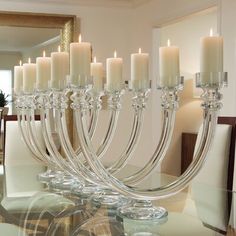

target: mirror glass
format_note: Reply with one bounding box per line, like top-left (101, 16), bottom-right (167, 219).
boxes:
top-left (0, 26), bottom-right (60, 53)
top-left (0, 13), bottom-right (75, 115)
top-left (0, 26), bottom-right (60, 113)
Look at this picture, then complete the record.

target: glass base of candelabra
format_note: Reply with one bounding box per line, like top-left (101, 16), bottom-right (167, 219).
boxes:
top-left (117, 200), bottom-right (168, 221)
top-left (49, 174), bottom-right (83, 192)
top-left (130, 233), bottom-right (159, 236)
top-left (123, 217), bottom-right (167, 236)
top-left (71, 182), bottom-right (102, 199)
top-left (92, 189), bottom-right (131, 209)
top-left (37, 169), bottom-right (59, 183)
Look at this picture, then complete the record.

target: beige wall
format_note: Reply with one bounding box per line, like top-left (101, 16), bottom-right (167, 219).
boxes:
top-left (220, 0), bottom-right (236, 116)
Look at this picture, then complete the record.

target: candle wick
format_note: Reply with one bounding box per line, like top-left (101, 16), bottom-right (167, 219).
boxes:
top-left (114, 51), bottom-right (117, 58)
top-left (139, 48), bottom-right (142, 54)
top-left (79, 34), bottom-right (82, 43)
top-left (94, 56), bottom-right (97, 63)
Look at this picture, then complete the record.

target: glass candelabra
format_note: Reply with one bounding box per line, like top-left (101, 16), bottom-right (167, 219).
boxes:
top-left (15, 71), bottom-right (227, 220)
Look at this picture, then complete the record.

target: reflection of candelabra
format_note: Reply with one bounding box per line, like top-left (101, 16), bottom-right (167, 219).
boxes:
top-left (15, 70), bottom-right (227, 220)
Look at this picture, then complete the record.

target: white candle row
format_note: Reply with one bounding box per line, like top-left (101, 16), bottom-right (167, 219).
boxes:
top-left (14, 30), bottom-right (224, 94)
top-left (14, 48), bottom-right (150, 94)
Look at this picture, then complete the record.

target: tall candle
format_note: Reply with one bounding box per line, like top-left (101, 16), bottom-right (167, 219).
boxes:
top-left (131, 48), bottom-right (149, 89)
top-left (91, 57), bottom-right (104, 92)
top-left (51, 46), bottom-right (69, 89)
top-left (159, 40), bottom-right (180, 87)
top-left (70, 35), bottom-right (91, 86)
top-left (23, 58), bottom-right (36, 93)
top-left (14, 61), bottom-right (23, 94)
top-left (200, 29), bottom-right (223, 84)
top-left (36, 51), bottom-right (51, 90)
top-left (106, 51), bottom-right (123, 92)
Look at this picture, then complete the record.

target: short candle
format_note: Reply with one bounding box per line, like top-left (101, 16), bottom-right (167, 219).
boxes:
top-left (200, 28), bottom-right (223, 84)
top-left (131, 48), bottom-right (149, 90)
top-left (23, 58), bottom-right (36, 94)
top-left (14, 60), bottom-right (23, 94)
top-left (70, 34), bottom-right (91, 86)
top-left (159, 39), bottom-right (180, 88)
top-left (106, 51), bottom-right (123, 92)
top-left (51, 46), bottom-right (69, 90)
top-left (91, 56), bottom-right (104, 92)
top-left (36, 51), bottom-right (51, 91)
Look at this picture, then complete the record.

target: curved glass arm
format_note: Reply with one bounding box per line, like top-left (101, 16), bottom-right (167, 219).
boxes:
top-left (15, 95), bottom-right (55, 168)
top-left (92, 109), bottom-right (119, 159)
top-left (60, 88), bottom-right (142, 181)
top-left (74, 81), bottom-right (224, 201)
top-left (112, 88), bottom-right (178, 184)
top-left (42, 105), bottom-right (80, 176)
top-left (35, 91), bottom-right (78, 176)
top-left (55, 108), bottom-right (102, 185)
top-left (76, 104), bottom-right (217, 200)
top-left (24, 109), bottom-right (58, 167)
top-left (74, 95), bottom-right (100, 155)
top-left (16, 109), bottom-right (44, 163)
top-left (75, 92), bottom-right (120, 167)
top-left (58, 89), bottom-right (122, 185)
top-left (48, 90), bottom-right (106, 186)
top-left (122, 108), bottom-right (175, 184)
top-left (105, 90), bottom-right (152, 175)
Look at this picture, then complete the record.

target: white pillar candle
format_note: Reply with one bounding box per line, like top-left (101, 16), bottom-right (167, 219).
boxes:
top-left (200, 29), bottom-right (223, 84)
top-left (131, 48), bottom-right (149, 89)
top-left (23, 58), bottom-right (36, 94)
top-left (91, 57), bottom-right (104, 92)
top-left (159, 40), bottom-right (180, 87)
top-left (51, 46), bottom-right (69, 89)
top-left (70, 35), bottom-right (91, 85)
top-left (106, 51), bottom-right (123, 92)
top-left (14, 61), bottom-right (23, 94)
top-left (36, 51), bottom-right (51, 91)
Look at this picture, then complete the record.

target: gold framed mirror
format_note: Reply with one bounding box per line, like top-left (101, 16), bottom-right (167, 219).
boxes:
top-left (0, 11), bottom-right (77, 142)
top-left (0, 11), bottom-right (77, 51)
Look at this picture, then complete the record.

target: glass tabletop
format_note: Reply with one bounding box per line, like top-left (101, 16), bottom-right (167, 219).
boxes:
top-left (0, 164), bottom-right (235, 236)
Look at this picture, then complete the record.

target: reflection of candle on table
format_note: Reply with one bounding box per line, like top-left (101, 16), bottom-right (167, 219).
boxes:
top-left (91, 56), bottom-right (104, 92)
top-left (51, 46), bottom-right (69, 89)
top-left (106, 51), bottom-right (123, 92)
top-left (131, 48), bottom-right (149, 89)
top-left (159, 39), bottom-right (180, 87)
top-left (70, 35), bottom-right (91, 85)
top-left (23, 58), bottom-right (36, 93)
top-left (200, 28), bottom-right (223, 84)
top-left (14, 60), bottom-right (23, 94)
top-left (36, 51), bottom-right (51, 90)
